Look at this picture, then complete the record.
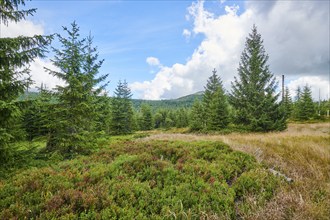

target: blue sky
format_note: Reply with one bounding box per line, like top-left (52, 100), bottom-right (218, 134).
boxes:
top-left (26, 0), bottom-right (204, 91)
top-left (11, 0), bottom-right (330, 100)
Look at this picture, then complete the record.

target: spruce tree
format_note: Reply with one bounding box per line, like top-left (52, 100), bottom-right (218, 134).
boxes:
top-left (283, 87), bottom-right (293, 119)
top-left (230, 25), bottom-right (286, 131)
top-left (203, 69), bottom-right (229, 130)
top-left (294, 85), bottom-right (315, 121)
top-left (0, 0), bottom-right (52, 163)
top-left (110, 80), bottom-right (134, 134)
top-left (138, 104), bottom-right (153, 131)
top-left (190, 99), bottom-right (205, 131)
top-left (175, 108), bottom-right (189, 128)
top-left (45, 22), bottom-right (108, 155)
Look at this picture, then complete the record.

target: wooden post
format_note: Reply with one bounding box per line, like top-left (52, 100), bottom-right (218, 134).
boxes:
top-left (282, 75), bottom-right (285, 101)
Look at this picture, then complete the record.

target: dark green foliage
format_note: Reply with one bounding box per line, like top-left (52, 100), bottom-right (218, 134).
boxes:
top-left (0, 140), bottom-right (280, 219)
top-left (189, 69), bottom-right (229, 131)
top-left (0, 0), bottom-right (52, 164)
top-left (203, 69), bottom-right (230, 130)
top-left (138, 104), bottom-right (153, 130)
top-left (293, 85), bottom-right (316, 121)
top-left (132, 91), bottom-right (203, 111)
top-left (175, 108), bottom-right (189, 128)
top-left (94, 94), bottom-right (112, 134)
top-left (110, 80), bottom-right (134, 134)
top-left (22, 86), bottom-right (53, 140)
top-left (282, 87), bottom-right (293, 119)
top-left (45, 22), bottom-right (108, 155)
top-left (230, 25), bottom-right (286, 131)
top-left (190, 99), bottom-right (205, 131)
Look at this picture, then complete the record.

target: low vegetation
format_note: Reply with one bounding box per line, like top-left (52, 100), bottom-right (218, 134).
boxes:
top-left (144, 122), bottom-right (330, 219)
top-left (0, 139), bottom-right (283, 219)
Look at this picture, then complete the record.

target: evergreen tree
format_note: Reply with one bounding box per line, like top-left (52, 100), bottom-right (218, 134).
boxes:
top-left (138, 104), bottom-right (153, 131)
top-left (95, 94), bottom-right (112, 134)
top-left (45, 22), bottom-right (108, 155)
top-left (208, 88), bottom-right (230, 130)
top-left (0, 0), bottom-right (52, 163)
top-left (22, 85), bottom-right (53, 140)
top-left (203, 69), bottom-right (222, 109)
top-left (294, 85), bottom-right (315, 121)
top-left (203, 69), bottom-right (229, 130)
top-left (282, 87), bottom-right (293, 119)
top-left (175, 108), bottom-right (189, 128)
top-left (230, 25), bottom-right (286, 131)
top-left (190, 99), bottom-right (205, 131)
top-left (110, 80), bottom-right (134, 134)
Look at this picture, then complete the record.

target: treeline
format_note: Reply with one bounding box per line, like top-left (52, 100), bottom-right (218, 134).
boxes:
top-left (1, 1), bottom-right (329, 165)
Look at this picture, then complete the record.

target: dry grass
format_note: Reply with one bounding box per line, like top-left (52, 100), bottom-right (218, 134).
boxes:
top-left (141, 122), bottom-right (330, 219)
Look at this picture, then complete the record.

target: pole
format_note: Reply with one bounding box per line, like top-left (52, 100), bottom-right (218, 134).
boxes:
top-left (282, 75), bottom-right (285, 102)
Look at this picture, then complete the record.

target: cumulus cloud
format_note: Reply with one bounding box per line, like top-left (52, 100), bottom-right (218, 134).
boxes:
top-left (146, 57), bottom-right (161, 66)
top-left (1, 20), bottom-right (63, 90)
top-left (182, 29), bottom-right (191, 40)
top-left (287, 76), bottom-right (330, 101)
top-left (0, 20), bottom-right (44, 37)
top-left (131, 0), bottom-right (329, 100)
top-left (29, 58), bottom-right (65, 91)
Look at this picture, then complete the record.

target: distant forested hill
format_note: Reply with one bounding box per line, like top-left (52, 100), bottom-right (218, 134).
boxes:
top-left (18, 91), bottom-right (204, 110)
top-left (132, 91), bottom-right (203, 110)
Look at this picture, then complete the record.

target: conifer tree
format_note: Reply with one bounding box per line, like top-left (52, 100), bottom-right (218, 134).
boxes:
top-left (45, 22), bottom-right (108, 155)
top-left (190, 99), bottom-right (205, 131)
top-left (294, 85), bottom-right (315, 121)
top-left (203, 69), bottom-right (229, 130)
top-left (283, 87), bottom-right (293, 119)
top-left (230, 25), bottom-right (286, 131)
top-left (110, 80), bottom-right (134, 134)
top-left (138, 104), bottom-right (153, 131)
top-left (0, 0), bottom-right (52, 163)
top-left (175, 108), bottom-right (189, 128)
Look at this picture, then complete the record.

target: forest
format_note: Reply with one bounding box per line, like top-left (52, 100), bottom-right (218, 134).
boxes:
top-left (1, 1), bottom-right (329, 219)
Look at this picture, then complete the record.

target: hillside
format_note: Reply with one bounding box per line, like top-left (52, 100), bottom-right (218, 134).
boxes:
top-left (18, 91), bottom-right (204, 110)
top-left (132, 91), bottom-right (203, 110)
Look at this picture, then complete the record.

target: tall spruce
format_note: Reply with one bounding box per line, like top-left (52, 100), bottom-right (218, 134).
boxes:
top-left (0, 0), bottom-right (52, 163)
top-left (230, 25), bottom-right (286, 131)
top-left (294, 85), bottom-right (315, 121)
top-left (138, 104), bottom-right (153, 131)
top-left (203, 69), bottom-right (229, 130)
top-left (110, 80), bottom-right (134, 134)
top-left (190, 99), bottom-right (205, 131)
top-left (45, 22), bottom-right (108, 155)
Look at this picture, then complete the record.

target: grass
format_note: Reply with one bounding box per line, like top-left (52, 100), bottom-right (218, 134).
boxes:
top-left (0, 122), bottom-right (328, 219)
top-left (142, 122), bottom-right (330, 219)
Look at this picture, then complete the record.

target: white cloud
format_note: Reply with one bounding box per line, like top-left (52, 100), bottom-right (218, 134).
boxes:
top-left (0, 20), bottom-right (44, 37)
top-left (1, 20), bottom-right (64, 90)
top-left (182, 29), bottom-right (191, 40)
top-left (146, 57), bottom-right (161, 66)
top-left (29, 58), bottom-right (65, 91)
top-left (287, 76), bottom-right (330, 101)
top-left (131, 0), bottom-right (329, 100)
top-left (224, 5), bottom-right (239, 16)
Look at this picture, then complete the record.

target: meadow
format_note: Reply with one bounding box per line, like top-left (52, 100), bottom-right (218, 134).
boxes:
top-left (0, 122), bottom-right (329, 219)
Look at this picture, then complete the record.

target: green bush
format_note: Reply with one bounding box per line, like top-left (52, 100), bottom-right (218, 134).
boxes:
top-left (0, 140), bottom-right (280, 219)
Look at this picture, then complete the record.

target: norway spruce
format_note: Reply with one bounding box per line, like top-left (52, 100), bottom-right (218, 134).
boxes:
top-left (110, 80), bottom-right (134, 134)
top-left (230, 25), bottom-right (286, 131)
top-left (45, 22), bottom-right (108, 155)
top-left (0, 0), bottom-right (52, 163)
top-left (203, 69), bottom-right (230, 130)
top-left (294, 85), bottom-right (315, 121)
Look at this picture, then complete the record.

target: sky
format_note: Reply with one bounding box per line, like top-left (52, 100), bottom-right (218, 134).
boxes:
top-left (1, 0), bottom-right (329, 100)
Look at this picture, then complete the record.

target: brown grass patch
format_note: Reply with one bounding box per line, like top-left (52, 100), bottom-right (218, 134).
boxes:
top-left (140, 122), bottom-right (330, 219)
